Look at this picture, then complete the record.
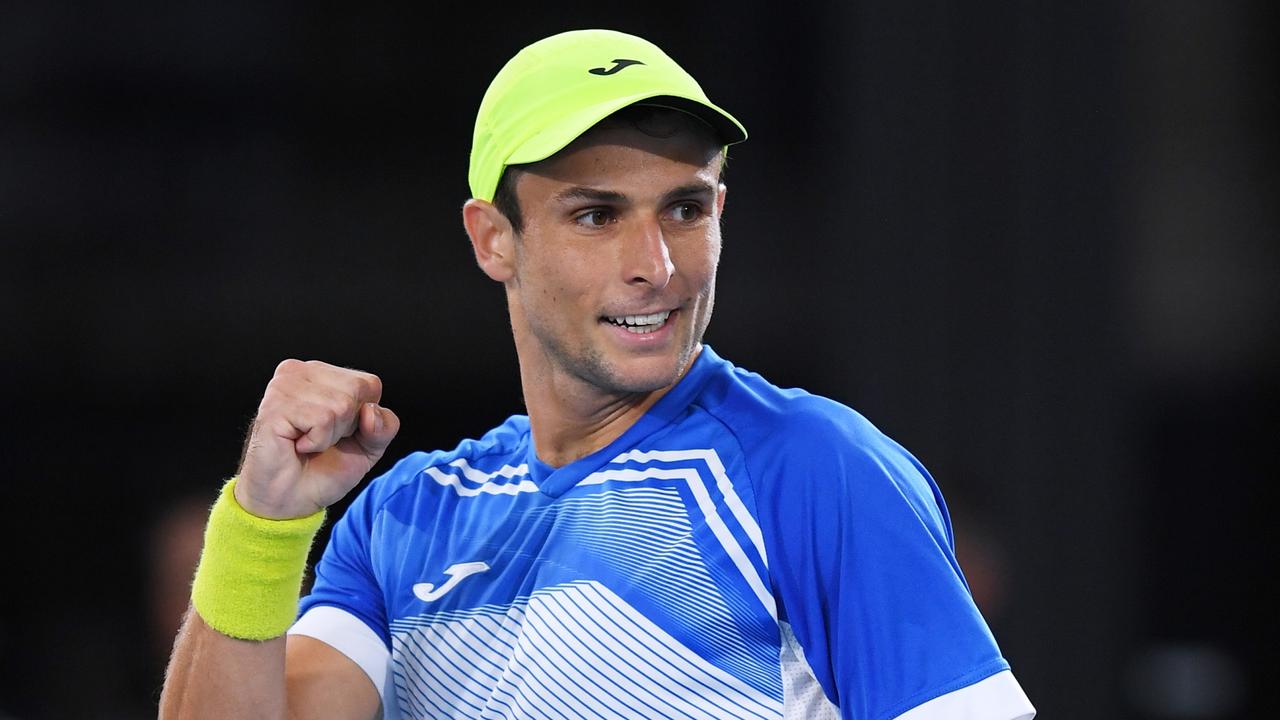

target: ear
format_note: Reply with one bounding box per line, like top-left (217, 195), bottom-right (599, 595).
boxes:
top-left (716, 182), bottom-right (728, 218)
top-left (462, 199), bottom-right (516, 283)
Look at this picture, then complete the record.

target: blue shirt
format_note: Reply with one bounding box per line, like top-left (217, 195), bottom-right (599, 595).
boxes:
top-left (293, 346), bottom-right (1034, 719)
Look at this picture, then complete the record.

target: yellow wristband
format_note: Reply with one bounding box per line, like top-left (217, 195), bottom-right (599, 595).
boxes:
top-left (190, 478), bottom-right (326, 641)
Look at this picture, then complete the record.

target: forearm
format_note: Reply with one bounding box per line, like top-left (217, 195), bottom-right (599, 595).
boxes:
top-left (159, 362), bottom-right (396, 719)
top-left (158, 478), bottom-right (322, 719)
top-left (160, 609), bottom-right (287, 720)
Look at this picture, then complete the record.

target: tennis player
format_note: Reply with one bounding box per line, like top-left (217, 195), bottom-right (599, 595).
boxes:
top-left (160, 29), bottom-right (1036, 720)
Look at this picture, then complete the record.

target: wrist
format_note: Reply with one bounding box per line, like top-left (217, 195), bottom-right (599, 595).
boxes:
top-left (190, 477), bottom-right (326, 641)
top-left (232, 474), bottom-right (321, 521)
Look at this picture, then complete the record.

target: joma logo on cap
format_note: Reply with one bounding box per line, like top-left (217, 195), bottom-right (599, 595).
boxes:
top-left (589, 59), bottom-right (645, 76)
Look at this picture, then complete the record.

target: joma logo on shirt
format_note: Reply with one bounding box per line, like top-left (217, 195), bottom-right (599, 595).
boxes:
top-left (413, 561), bottom-right (490, 602)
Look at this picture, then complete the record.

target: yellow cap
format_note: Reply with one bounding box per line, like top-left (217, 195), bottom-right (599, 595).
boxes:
top-left (468, 29), bottom-right (748, 201)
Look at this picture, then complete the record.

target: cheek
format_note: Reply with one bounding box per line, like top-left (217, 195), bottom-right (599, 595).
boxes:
top-left (707, 237), bottom-right (722, 270)
top-left (675, 235), bottom-right (721, 282)
top-left (519, 245), bottom-right (596, 309)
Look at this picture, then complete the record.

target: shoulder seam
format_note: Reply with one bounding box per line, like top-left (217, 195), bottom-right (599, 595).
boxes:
top-left (689, 397), bottom-right (760, 498)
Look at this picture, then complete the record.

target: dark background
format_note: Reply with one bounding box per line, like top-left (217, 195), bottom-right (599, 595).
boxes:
top-left (2, 1), bottom-right (1275, 717)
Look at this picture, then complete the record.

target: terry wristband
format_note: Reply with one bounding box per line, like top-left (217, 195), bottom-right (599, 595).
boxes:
top-left (190, 478), bottom-right (326, 641)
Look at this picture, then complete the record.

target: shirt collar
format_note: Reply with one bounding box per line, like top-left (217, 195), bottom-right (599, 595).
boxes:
top-left (529, 345), bottom-right (724, 497)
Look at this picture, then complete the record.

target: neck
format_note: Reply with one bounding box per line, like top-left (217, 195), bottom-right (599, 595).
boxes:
top-left (511, 328), bottom-right (698, 469)
top-left (519, 365), bottom-right (670, 468)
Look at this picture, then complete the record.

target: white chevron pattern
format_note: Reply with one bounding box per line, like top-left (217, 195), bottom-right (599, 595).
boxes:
top-left (390, 581), bottom-right (782, 720)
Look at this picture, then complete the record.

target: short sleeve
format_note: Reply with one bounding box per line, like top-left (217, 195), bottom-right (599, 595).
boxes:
top-left (295, 451), bottom-right (431, 649)
top-left (295, 475), bottom-right (391, 647)
top-left (752, 407), bottom-right (1029, 719)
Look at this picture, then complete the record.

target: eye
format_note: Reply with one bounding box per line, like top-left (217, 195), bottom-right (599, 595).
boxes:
top-left (667, 202), bottom-right (703, 223)
top-left (573, 209), bottom-right (614, 228)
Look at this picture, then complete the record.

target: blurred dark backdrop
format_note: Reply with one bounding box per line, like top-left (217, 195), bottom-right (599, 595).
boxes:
top-left (1, 1), bottom-right (1275, 718)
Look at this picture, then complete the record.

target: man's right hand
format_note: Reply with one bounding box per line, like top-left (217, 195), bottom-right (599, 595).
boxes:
top-left (235, 359), bottom-right (400, 520)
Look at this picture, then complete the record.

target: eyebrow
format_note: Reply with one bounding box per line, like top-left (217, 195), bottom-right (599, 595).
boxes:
top-left (659, 181), bottom-right (717, 206)
top-left (551, 181), bottom-right (717, 207)
top-left (552, 186), bottom-right (628, 205)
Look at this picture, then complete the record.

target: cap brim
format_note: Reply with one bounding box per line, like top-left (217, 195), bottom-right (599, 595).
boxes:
top-left (506, 92), bottom-right (747, 167)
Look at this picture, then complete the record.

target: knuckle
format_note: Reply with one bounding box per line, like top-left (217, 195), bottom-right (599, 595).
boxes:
top-left (340, 367), bottom-right (381, 400)
top-left (363, 372), bottom-right (383, 399)
top-left (313, 405), bottom-right (338, 429)
top-left (330, 390), bottom-right (361, 419)
top-left (275, 358), bottom-right (304, 375)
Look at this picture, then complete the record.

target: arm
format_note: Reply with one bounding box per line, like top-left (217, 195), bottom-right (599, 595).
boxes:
top-left (158, 359), bottom-right (399, 720)
top-left (161, 613), bottom-right (380, 719)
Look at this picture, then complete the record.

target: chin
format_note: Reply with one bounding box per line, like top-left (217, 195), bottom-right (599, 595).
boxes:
top-left (542, 318), bottom-right (703, 395)
top-left (559, 343), bottom-right (683, 395)
top-left (605, 345), bottom-right (698, 394)
top-left (608, 366), bottom-right (682, 394)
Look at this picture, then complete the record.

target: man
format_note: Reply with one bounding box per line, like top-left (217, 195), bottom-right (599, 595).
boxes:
top-left (160, 29), bottom-right (1035, 720)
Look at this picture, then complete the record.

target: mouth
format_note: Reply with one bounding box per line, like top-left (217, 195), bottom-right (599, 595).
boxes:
top-left (601, 309), bottom-right (673, 335)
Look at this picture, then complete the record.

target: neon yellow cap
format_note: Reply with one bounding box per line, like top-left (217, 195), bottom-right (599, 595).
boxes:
top-left (469, 29), bottom-right (748, 202)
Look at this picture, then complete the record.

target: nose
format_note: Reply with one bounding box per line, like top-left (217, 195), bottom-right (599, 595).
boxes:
top-left (623, 218), bottom-right (674, 288)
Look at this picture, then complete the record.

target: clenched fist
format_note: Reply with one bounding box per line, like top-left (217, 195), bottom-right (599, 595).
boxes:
top-left (235, 359), bottom-right (400, 519)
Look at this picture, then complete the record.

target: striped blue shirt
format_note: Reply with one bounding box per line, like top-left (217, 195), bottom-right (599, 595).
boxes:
top-left (292, 346), bottom-right (1034, 719)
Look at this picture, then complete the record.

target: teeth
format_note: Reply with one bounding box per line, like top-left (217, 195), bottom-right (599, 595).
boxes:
top-left (607, 310), bottom-right (671, 333)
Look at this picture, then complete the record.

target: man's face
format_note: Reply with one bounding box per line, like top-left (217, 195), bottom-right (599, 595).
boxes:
top-left (505, 118), bottom-right (725, 396)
